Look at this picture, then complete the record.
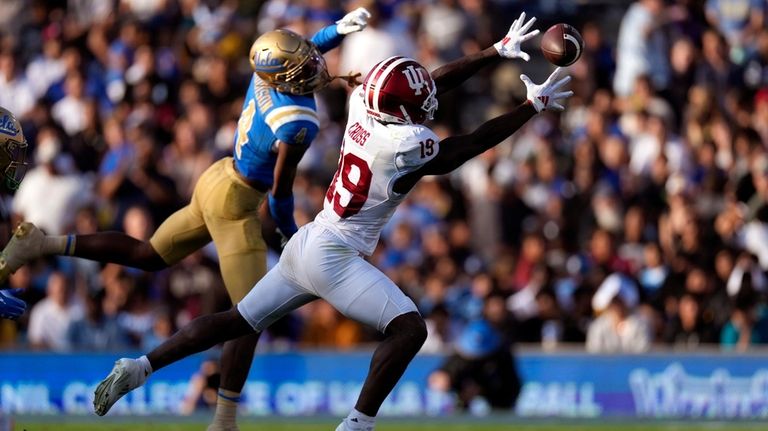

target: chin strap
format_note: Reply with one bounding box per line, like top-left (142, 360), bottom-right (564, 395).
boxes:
top-left (331, 71), bottom-right (363, 88)
top-left (399, 105), bottom-right (413, 124)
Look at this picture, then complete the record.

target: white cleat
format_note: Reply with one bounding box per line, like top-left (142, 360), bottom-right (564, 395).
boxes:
top-left (335, 420), bottom-right (374, 431)
top-left (93, 358), bottom-right (146, 416)
top-left (0, 222), bottom-right (45, 283)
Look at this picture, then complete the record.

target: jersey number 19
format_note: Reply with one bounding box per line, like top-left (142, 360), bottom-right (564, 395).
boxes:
top-left (325, 143), bottom-right (373, 218)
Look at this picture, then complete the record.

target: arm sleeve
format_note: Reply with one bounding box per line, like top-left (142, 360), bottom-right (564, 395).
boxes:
top-left (311, 24), bottom-right (345, 53)
top-left (274, 121), bottom-right (319, 146)
top-left (265, 105), bottom-right (320, 146)
top-left (268, 193), bottom-right (298, 238)
top-left (394, 129), bottom-right (441, 171)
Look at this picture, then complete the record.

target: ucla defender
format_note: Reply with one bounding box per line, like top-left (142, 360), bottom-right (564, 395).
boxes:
top-left (92, 13), bottom-right (570, 430)
top-left (0, 8), bottom-right (371, 430)
top-left (0, 107), bottom-right (27, 320)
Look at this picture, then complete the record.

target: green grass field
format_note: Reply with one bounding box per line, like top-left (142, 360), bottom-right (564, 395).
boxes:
top-left (14, 420), bottom-right (768, 431)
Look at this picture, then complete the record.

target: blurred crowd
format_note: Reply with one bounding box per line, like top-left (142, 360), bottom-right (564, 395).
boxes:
top-left (0, 0), bottom-right (767, 360)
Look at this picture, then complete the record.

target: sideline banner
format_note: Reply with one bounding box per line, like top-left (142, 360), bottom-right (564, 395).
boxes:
top-left (1, 351), bottom-right (767, 418)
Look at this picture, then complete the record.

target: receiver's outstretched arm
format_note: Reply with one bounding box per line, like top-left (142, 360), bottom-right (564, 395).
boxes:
top-left (394, 67), bottom-right (572, 193)
top-left (432, 12), bottom-right (539, 95)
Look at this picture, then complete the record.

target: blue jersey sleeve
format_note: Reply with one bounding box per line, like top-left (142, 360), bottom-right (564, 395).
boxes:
top-left (274, 120), bottom-right (319, 146)
top-left (311, 24), bottom-right (344, 53)
top-left (264, 104), bottom-right (320, 146)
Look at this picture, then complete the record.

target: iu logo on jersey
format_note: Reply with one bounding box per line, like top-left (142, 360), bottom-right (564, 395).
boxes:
top-left (402, 65), bottom-right (428, 95)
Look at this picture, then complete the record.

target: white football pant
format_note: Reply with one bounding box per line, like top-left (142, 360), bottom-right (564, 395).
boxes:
top-left (237, 222), bottom-right (418, 333)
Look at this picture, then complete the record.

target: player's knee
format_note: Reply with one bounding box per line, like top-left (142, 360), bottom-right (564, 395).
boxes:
top-left (182, 308), bottom-right (253, 343)
top-left (225, 306), bottom-right (257, 336)
top-left (410, 316), bottom-right (428, 348)
top-left (387, 312), bottom-right (427, 349)
top-left (136, 243), bottom-right (168, 271)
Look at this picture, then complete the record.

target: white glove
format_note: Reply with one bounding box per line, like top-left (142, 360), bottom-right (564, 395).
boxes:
top-left (336, 7), bottom-right (372, 35)
top-left (520, 67), bottom-right (573, 112)
top-left (493, 12), bottom-right (540, 61)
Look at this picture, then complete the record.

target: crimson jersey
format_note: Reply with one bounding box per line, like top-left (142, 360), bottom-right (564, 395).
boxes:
top-left (314, 87), bottom-right (440, 255)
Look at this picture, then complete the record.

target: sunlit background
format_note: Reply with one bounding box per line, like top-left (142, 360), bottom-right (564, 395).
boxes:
top-left (1, 0), bottom-right (768, 429)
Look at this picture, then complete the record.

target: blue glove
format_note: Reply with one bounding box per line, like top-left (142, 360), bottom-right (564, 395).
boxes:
top-left (0, 289), bottom-right (26, 320)
top-left (268, 193), bottom-right (299, 240)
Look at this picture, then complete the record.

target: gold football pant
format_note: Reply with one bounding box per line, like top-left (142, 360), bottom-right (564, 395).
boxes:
top-left (149, 157), bottom-right (267, 303)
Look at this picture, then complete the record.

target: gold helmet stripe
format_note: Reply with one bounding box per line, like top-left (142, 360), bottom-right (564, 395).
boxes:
top-left (265, 106), bottom-right (319, 131)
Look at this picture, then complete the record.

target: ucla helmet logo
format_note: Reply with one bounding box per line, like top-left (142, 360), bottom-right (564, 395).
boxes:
top-left (252, 50), bottom-right (284, 73)
top-left (0, 114), bottom-right (20, 137)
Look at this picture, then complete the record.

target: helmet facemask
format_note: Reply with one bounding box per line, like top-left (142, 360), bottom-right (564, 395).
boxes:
top-left (273, 45), bottom-right (332, 95)
top-left (1, 138), bottom-right (27, 191)
top-left (396, 80), bottom-right (438, 125)
top-left (421, 80), bottom-right (438, 122)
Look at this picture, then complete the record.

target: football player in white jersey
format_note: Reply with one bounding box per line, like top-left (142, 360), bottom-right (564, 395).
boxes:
top-left (93, 12), bottom-right (571, 430)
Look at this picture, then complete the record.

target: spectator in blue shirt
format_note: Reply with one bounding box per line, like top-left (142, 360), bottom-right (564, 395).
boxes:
top-left (706, 0), bottom-right (764, 55)
top-left (67, 289), bottom-right (130, 351)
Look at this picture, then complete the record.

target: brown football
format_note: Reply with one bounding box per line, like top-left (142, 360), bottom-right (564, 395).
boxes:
top-left (540, 23), bottom-right (584, 67)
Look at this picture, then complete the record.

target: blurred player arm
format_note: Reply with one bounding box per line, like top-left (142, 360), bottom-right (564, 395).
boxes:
top-left (432, 12), bottom-right (539, 96)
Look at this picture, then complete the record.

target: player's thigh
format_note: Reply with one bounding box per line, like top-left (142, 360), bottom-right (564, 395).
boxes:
top-left (203, 164), bottom-right (267, 256)
top-left (321, 256), bottom-right (418, 333)
top-left (236, 265), bottom-right (316, 331)
top-left (149, 160), bottom-right (235, 265)
top-left (149, 204), bottom-right (211, 265)
top-left (206, 214), bottom-right (269, 302)
top-left (202, 158), bottom-right (265, 224)
top-left (218, 248), bottom-right (267, 303)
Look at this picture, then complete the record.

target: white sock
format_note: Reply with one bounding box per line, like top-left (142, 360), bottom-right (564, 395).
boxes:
top-left (136, 355), bottom-right (153, 383)
top-left (344, 408), bottom-right (375, 430)
top-left (210, 389), bottom-right (239, 429)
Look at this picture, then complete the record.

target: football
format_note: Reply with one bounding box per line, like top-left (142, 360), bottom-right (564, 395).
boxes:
top-left (540, 23), bottom-right (584, 66)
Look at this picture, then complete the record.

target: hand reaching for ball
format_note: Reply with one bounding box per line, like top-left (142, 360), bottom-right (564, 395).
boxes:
top-left (494, 12), bottom-right (540, 61)
top-left (520, 67), bottom-right (574, 112)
